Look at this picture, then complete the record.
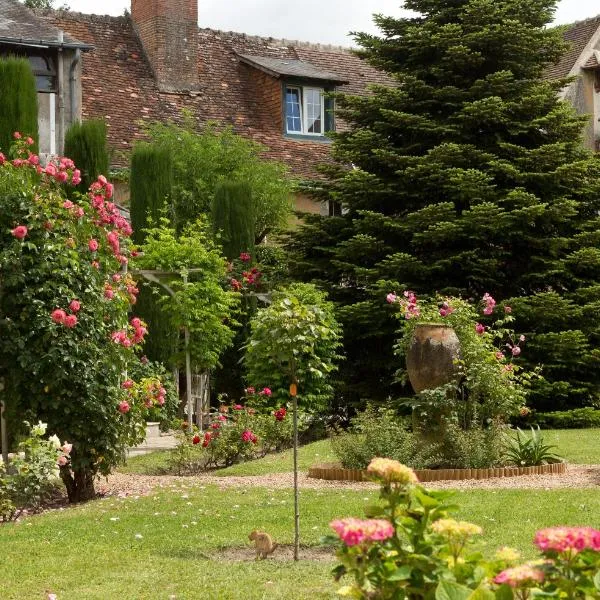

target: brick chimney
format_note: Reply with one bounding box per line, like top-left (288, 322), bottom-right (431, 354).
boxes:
top-left (131, 0), bottom-right (199, 92)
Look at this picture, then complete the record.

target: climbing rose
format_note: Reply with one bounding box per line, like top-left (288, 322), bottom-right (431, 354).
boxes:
top-left (57, 455), bottom-right (68, 466)
top-left (88, 239), bottom-right (99, 252)
top-left (239, 252), bottom-right (251, 262)
top-left (11, 225), bottom-right (28, 239)
top-left (475, 323), bottom-right (485, 335)
top-left (121, 379), bottom-right (134, 390)
top-left (192, 435), bottom-right (201, 445)
top-left (69, 300), bottom-right (81, 313)
top-left (245, 387), bottom-right (255, 395)
top-left (61, 442), bottom-right (73, 455)
top-left (118, 401), bottom-right (130, 414)
top-left (511, 346), bottom-right (521, 357)
top-left (51, 309), bottom-right (67, 324)
top-left (63, 314), bottom-right (78, 328)
top-left (386, 292), bottom-right (398, 304)
top-left (504, 306), bottom-right (512, 314)
top-left (274, 407), bottom-right (287, 421)
top-left (259, 387), bottom-right (272, 397)
top-left (13, 131), bottom-right (21, 139)
top-left (234, 404), bottom-right (243, 410)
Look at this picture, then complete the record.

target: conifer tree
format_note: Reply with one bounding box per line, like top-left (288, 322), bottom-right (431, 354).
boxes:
top-left (64, 119), bottom-right (109, 191)
top-left (129, 143), bottom-right (177, 366)
top-left (290, 0), bottom-right (600, 411)
top-left (0, 58), bottom-right (38, 154)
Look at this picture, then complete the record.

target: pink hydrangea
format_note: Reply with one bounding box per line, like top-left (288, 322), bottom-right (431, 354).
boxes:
top-left (494, 564), bottom-right (545, 588)
top-left (330, 518), bottom-right (394, 547)
top-left (534, 527), bottom-right (600, 554)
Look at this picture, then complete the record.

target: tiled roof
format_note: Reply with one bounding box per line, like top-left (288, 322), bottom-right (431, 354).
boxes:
top-left (237, 54), bottom-right (349, 84)
top-left (582, 52), bottom-right (600, 70)
top-left (547, 15), bottom-right (600, 80)
top-left (37, 9), bottom-right (393, 180)
top-left (0, 0), bottom-right (89, 49)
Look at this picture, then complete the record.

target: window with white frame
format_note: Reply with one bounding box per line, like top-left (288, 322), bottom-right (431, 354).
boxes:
top-left (285, 85), bottom-right (329, 136)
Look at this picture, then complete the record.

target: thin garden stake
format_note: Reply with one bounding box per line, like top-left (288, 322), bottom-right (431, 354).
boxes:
top-left (291, 377), bottom-right (299, 561)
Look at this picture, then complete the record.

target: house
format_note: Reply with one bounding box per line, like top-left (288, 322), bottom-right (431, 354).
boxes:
top-left (0, 0), bottom-right (91, 157)
top-left (8, 0), bottom-right (390, 216)
top-left (547, 15), bottom-right (600, 151)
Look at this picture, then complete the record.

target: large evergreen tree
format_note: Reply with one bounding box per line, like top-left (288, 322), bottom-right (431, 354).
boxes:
top-left (290, 0), bottom-right (600, 411)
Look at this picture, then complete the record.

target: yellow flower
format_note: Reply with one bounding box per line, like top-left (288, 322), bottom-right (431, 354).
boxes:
top-left (495, 547), bottom-right (521, 563)
top-left (431, 518), bottom-right (482, 540)
top-left (367, 458), bottom-right (418, 485)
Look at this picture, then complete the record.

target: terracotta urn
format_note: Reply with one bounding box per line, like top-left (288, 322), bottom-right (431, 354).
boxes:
top-left (406, 324), bottom-right (460, 393)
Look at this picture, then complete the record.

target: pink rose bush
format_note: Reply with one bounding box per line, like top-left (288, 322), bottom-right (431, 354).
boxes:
top-left (327, 458), bottom-right (600, 599)
top-left (0, 135), bottom-right (163, 502)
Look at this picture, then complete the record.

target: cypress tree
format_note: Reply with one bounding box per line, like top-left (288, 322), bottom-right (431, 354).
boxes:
top-left (290, 0), bottom-right (600, 411)
top-left (211, 181), bottom-right (255, 260)
top-left (211, 181), bottom-right (256, 399)
top-left (129, 143), bottom-right (177, 365)
top-left (0, 57), bottom-right (38, 154)
top-left (64, 119), bottom-right (109, 190)
top-left (130, 143), bottom-right (173, 244)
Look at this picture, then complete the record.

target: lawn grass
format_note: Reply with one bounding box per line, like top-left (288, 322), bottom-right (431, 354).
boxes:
top-left (3, 483), bottom-right (600, 599)
top-left (121, 428), bottom-right (600, 478)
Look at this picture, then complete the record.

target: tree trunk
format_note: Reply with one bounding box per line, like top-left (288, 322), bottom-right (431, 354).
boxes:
top-left (61, 467), bottom-right (96, 503)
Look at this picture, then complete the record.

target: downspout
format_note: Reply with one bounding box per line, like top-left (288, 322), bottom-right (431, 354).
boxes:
top-left (69, 48), bottom-right (81, 127)
top-left (57, 30), bottom-right (65, 155)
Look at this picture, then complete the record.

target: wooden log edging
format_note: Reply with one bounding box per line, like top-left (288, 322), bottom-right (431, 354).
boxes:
top-left (307, 461), bottom-right (567, 483)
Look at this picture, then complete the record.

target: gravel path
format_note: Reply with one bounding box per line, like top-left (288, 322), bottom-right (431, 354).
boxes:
top-left (97, 464), bottom-right (600, 498)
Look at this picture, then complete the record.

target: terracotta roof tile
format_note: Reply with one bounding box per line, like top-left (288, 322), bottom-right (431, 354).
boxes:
top-left (38, 10), bottom-right (392, 179)
top-left (547, 15), bottom-right (600, 80)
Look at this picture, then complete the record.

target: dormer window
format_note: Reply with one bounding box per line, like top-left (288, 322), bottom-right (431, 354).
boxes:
top-left (286, 86), bottom-right (325, 135)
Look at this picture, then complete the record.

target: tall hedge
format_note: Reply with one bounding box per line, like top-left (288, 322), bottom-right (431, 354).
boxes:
top-left (211, 181), bottom-right (255, 260)
top-left (64, 119), bottom-right (109, 190)
top-left (0, 57), bottom-right (38, 154)
top-left (130, 143), bottom-right (173, 244)
top-left (129, 143), bottom-right (176, 366)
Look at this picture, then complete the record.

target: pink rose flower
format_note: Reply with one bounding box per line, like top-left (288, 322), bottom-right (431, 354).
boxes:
top-left (13, 131), bottom-right (21, 139)
top-left (51, 309), bottom-right (67, 324)
top-left (239, 252), bottom-right (251, 262)
top-left (121, 379), bottom-right (134, 390)
top-left (234, 404), bottom-right (243, 411)
top-left (130, 317), bottom-right (142, 328)
top-left (45, 164), bottom-right (57, 177)
top-left (57, 455), bottom-right (68, 466)
top-left (511, 346), bottom-right (521, 357)
top-left (98, 175), bottom-right (108, 186)
top-left (475, 323), bottom-right (485, 335)
top-left (504, 306), bottom-right (512, 314)
top-left (11, 225), bottom-right (28, 239)
top-left (61, 443), bottom-right (72, 455)
top-left (88, 239), bottom-right (99, 252)
top-left (69, 300), bottom-right (81, 313)
top-left (25, 137), bottom-right (34, 146)
top-left (260, 387), bottom-right (272, 397)
top-left (439, 308), bottom-right (448, 317)
top-left (118, 401), bottom-right (130, 414)
top-left (64, 314), bottom-right (78, 328)
top-left (386, 293), bottom-right (398, 304)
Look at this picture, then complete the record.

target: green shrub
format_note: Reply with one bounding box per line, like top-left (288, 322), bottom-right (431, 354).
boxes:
top-left (0, 57), bottom-right (38, 154)
top-left (331, 405), bottom-right (507, 470)
top-left (0, 421), bottom-right (71, 521)
top-left (129, 143), bottom-right (173, 244)
top-left (211, 181), bottom-right (255, 260)
top-left (331, 405), bottom-right (440, 470)
top-left (63, 119), bottom-right (109, 190)
top-left (533, 407), bottom-right (600, 429)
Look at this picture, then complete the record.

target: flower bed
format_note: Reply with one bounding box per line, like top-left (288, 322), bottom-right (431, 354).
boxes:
top-left (308, 461), bottom-right (566, 482)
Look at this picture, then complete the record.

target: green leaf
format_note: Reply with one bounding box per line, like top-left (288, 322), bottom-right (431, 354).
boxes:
top-left (435, 581), bottom-right (474, 600)
top-left (388, 565), bottom-right (412, 581)
top-left (594, 570), bottom-right (600, 591)
top-left (493, 584), bottom-right (514, 600)
top-left (467, 586), bottom-right (496, 600)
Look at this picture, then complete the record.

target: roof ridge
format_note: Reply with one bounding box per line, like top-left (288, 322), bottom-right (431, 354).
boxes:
top-left (559, 13), bottom-right (600, 28)
top-left (198, 26), bottom-right (353, 53)
top-left (34, 7), bottom-right (128, 23)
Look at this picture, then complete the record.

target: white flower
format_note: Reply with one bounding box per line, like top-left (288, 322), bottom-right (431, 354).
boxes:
top-left (48, 434), bottom-right (61, 449)
top-left (32, 421), bottom-right (47, 436)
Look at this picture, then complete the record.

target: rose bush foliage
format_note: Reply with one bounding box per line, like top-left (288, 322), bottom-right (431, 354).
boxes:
top-left (0, 137), bottom-right (164, 501)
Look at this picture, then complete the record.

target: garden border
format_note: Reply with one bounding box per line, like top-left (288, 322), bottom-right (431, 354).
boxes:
top-left (308, 462), bottom-right (567, 483)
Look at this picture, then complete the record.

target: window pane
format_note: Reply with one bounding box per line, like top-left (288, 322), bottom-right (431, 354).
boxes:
top-left (285, 87), bottom-right (302, 133)
top-left (305, 88), bottom-right (322, 134)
